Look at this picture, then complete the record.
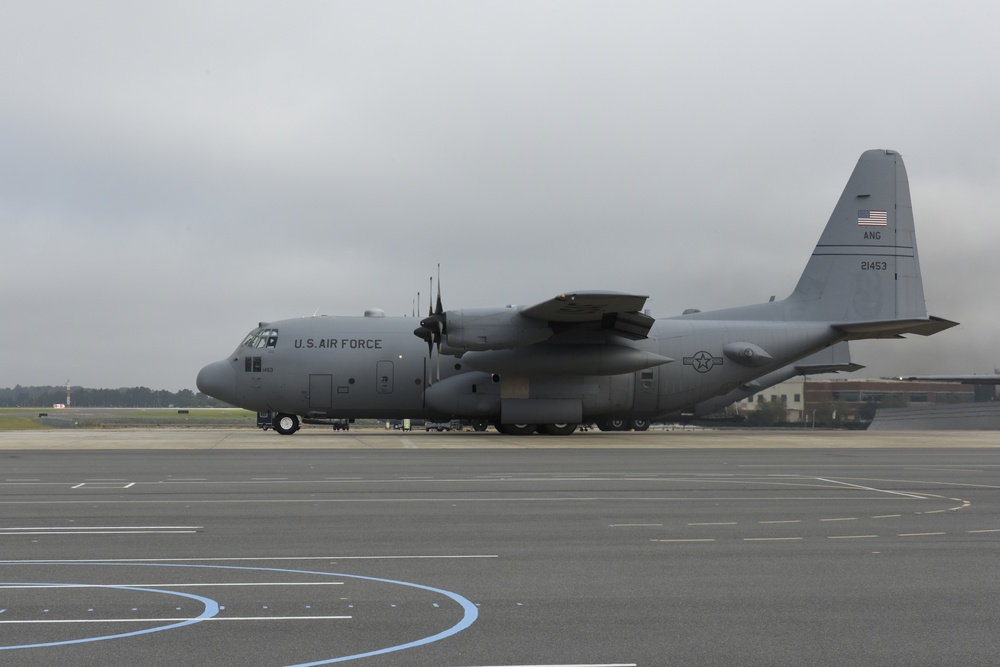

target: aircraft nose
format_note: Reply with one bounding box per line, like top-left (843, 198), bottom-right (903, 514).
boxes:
top-left (197, 360), bottom-right (237, 403)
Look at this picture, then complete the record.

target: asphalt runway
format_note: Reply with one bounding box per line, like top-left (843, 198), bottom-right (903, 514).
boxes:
top-left (0, 429), bottom-right (998, 666)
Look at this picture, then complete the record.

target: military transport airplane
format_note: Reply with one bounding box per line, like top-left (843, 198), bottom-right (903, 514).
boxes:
top-left (197, 149), bottom-right (956, 435)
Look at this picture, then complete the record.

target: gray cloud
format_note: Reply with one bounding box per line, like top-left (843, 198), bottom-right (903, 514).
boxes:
top-left (1, 1), bottom-right (998, 390)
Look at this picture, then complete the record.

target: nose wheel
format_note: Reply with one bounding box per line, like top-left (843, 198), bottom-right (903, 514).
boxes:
top-left (273, 413), bottom-right (300, 435)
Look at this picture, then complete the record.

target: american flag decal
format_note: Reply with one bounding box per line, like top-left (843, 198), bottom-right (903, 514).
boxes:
top-left (858, 209), bottom-right (888, 226)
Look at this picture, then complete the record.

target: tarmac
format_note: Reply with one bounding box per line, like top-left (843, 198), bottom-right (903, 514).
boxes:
top-left (2, 428), bottom-right (999, 666)
top-left (2, 425), bottom-right (999, 449)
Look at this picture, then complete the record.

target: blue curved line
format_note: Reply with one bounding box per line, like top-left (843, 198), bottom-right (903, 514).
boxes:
top-left (19, 562), bottom-right (478, 665)
top-left (123, 563), bottom-right (479, 666)
top-left (279, 570), bottom-right (479, 666)
top-left (0, 583), bottom-right (219, 650)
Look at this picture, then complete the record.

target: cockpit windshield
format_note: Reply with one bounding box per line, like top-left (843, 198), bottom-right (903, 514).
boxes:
top-left (241, 328), bottom-right (279, 349)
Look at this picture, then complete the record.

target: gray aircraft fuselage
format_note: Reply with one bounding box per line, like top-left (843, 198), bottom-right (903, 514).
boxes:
top-left (197, 315), bottom-right (839, 421)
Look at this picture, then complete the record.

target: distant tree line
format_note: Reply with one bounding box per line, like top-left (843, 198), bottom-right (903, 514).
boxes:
top-left (0, 386), bottom-right (230, 408)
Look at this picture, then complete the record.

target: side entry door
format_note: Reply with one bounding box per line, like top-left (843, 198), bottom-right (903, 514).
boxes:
top-left (309, 374), bottom-right (333, 410)
top-left (633, 367), bottom-right (658, 413)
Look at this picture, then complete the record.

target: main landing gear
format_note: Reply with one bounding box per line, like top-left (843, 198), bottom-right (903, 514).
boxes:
top-left (493, 423), bottom-right (578, 436)
top-left (595, 418), bottom-right (650, 432)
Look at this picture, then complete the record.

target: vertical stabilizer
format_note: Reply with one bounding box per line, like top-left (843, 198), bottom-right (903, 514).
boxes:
top-left (787, 149), bottom-right (927, 323)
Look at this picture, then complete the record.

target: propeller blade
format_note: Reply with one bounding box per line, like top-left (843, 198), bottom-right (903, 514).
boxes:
top-left (435, 263), bottom-right (443, 315)
top-left (436, 319), bottom-right (443, 380)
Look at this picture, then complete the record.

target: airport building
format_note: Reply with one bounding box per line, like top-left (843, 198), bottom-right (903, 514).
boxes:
top-left (737, 378), bottom-right (992, 426)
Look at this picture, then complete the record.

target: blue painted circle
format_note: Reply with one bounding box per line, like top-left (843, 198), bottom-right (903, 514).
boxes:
top-left (0, 583), bottom-right (219, 650)
top-left (2, 562), bottom-right (478, 665)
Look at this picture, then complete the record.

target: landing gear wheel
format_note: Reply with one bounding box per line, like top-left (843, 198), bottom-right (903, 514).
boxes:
top-left (471, 419), bottom-right (489, 432)
top-left (273, 413), bottom-right (300, 435)
top-left (629, 418), bottom-right (650, 432)
top-left (539, 423), bottom-right (577, 436)
top-left (496, 423), bottom-right (536, 435)
top-left (597, 419), bottom-right (627, 432)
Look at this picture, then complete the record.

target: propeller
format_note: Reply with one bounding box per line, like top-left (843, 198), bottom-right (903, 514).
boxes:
top-left (412, 265), bottom-right (447, 383)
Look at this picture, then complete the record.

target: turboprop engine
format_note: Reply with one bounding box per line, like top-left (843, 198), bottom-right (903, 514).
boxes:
top-left (461, 344), bottom-right (672, 376)
top-left (433, 307), bottom-right (553, 351)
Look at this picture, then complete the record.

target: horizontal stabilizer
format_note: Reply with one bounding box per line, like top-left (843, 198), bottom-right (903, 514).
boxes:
top-left (834, 316), bottom-right (958, 339)
top-left (796, 362), bottom-right (865, 375)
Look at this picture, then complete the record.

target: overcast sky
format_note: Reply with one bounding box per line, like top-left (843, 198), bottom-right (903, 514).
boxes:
top-left (2, 1), bottom-right (998, 392)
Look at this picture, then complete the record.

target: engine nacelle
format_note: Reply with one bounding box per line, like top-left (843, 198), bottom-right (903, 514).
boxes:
top-left (425, 372), bottom-right (500, 417)
top-left (462, 344), bottom-right (672, 376)
top-left (444, 307), bottom-right (553, 351)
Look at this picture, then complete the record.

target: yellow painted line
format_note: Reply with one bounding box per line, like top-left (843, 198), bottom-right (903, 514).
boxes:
top-left (922, 510), bottom-right (948, 514)
top-left (827, 535), bottom-right (878, 539)
top-left (967, 529), bottom-right (1000, 534)
top-left (744, 537), bottom-right (803, 542)
top-left (897, 532), bottom-right (946, 537)
top-left (651, 539), bottom-right (716, 543)
top-left (758, 520), bottom-right (801, 524)
top-left (688, 522), bottom-right (737, 526)
top-left (820, 517), bottom-right (857, 522)
top-left (871, 514), bottom-right (901, 519)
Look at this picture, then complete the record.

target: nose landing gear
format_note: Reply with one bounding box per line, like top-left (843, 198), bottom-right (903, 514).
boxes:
top-left (272, 413), bottom-right (300, 435)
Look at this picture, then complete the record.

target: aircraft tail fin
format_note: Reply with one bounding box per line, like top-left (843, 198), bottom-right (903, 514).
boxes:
top-left (786, 150), bottom-right (938, 330)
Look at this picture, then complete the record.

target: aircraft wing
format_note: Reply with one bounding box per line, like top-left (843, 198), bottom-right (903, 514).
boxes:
top-left (520, 291), bottom-right (655, 339)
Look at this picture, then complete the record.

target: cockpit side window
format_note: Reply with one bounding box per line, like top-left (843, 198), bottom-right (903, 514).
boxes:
top-left (242, 328), bottom-right (279, 349)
